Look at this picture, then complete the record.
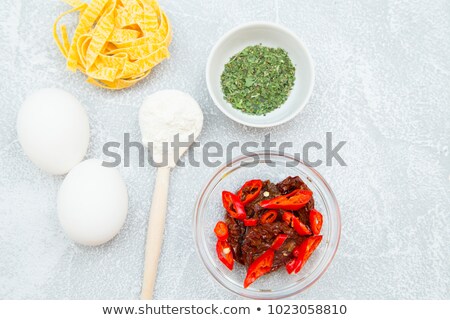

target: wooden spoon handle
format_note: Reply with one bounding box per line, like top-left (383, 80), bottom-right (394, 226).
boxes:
top-left (141, 166), bottom-right (171, 300)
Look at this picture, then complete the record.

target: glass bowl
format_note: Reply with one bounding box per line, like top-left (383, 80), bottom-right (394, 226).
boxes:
top-left (193, 151), bottom-right (341, 299)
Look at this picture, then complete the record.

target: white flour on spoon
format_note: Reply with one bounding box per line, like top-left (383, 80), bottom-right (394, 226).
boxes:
top-left (139, 90), bottom-right (203, 167)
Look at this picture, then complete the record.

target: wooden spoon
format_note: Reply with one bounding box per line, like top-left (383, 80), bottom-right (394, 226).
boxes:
top-left (139, 90), bottom-right (203, 299)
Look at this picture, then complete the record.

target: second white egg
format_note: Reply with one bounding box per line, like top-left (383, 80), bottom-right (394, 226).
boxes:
top-left (57, 159), bottom-right (128, 246)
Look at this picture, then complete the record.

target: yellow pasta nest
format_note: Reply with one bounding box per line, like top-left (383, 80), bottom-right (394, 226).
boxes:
top-left (53, 0), bottom-right (172, 89)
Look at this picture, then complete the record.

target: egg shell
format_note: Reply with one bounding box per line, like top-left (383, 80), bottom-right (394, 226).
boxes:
top-left (57, 159), bottom-right (128, 246)
top-left (17, 88), bottom-right (90, 175)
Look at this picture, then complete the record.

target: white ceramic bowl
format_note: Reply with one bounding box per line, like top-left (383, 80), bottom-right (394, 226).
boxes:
top-left (206, 22), bottom-right (315, 128)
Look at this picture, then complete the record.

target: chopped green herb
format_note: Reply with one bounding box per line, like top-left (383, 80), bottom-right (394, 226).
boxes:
top-left (220, 45), bottom-right (296, 115)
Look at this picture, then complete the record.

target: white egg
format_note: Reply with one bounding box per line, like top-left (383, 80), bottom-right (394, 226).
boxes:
top-left (57, 159), bottom-right (128, 246)
top-left (17, 88), bottom-right (90, 175)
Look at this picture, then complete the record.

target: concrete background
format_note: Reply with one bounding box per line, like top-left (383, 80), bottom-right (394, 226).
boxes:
top-left (0, 0), bottom-right (449, 299)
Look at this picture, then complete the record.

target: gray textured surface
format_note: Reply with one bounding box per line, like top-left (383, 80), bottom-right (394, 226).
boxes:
top-left (1, 0), bottom-right (449, 299)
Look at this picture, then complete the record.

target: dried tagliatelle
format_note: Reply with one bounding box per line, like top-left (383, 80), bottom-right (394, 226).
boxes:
top-left (53, 0), bottom-right (172, 89)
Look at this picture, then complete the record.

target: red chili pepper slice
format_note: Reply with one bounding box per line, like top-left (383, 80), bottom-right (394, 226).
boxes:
top-left (243, 249), bottom-right (275, 288)
top-left (216, 240), bottom-right (234, 270)
top-left (286, 256), bottom-right (302, 274)
top-left (260, 210), bottom-right (278, 224)
top-left (293, 218), bottom-right (311, 236)
top-left (214, 221), bottom-right (229, 241)
top-left (294, 235), bottom-right (322, 273)
top-left (222, 191), bottom-right (246, 220)
top-left (309, 209), bottom-right (323, 235)
top-left (260, 189), bottom-right (313, 210)
top-left (282, 211), bottom-right (312, 236)
top-left (286, 235), bottom-right (322, 274)
top-left (244, 218), bottom-right (258, 227)
top-left (297, 235), bottom-right (322, 259)
top-left (237, 179), bottom-right (263, 205)
top-left (270, 234), bottom-right (288, 250)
